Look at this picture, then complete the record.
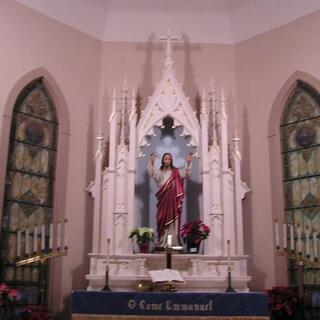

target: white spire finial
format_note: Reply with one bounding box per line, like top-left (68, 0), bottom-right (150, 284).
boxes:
top-left (220, 88), bottom-right (227, 118)
top-left (209, 79), bottom-right (217, 145)
top-left (159, 28), bottom-right (180, 69)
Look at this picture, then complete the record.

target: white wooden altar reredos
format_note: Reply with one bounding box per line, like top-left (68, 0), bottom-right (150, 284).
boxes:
top-left (87, 31), bottom-right (251, 292)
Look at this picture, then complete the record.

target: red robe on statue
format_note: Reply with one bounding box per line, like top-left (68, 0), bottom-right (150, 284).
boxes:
top-left (155, 168), bottom-right (184, 245)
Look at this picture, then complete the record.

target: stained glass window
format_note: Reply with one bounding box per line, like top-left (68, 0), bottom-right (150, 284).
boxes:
top-left (281, 81), bottom-right (320, 291)
top-left (0, 78), bottom-right (58, 305)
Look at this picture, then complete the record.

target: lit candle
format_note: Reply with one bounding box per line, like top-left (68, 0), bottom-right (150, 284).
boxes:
top-left (313, 230), bottom-right (318, 260)
top-left (57, 219), bottom-right (61, 250)
top-left (283, 222), bottom-right (287, 250)
top-left (49, 222), bottom-right (53, 251)
top-left (63, 218), bottom-right (68, 251)
top-left (33, 225), bottom-right (38, 253)
top-left (227, 239), bottom-right (231, 261)
top-left (275, 221), bottom-right (280, 249)
top-left (290, 224), bottom-right (294, 251)
top-left (41, 224), bottom-right (45, 251)
top-left (25, 227), bottom-right (29, 255)
top-left (305, 226), bottom-right (310, 258)
top-left (17, 229), bottom-right (21, 258)
top-left (106, 238), bottom-right (110, 267)
top-left (167, 235), bottom-right (172, 247)
top-left (297, 224), bottom-right (302, 254)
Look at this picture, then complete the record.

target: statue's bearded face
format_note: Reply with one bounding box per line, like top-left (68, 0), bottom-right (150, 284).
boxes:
top-left (163, 154), bottom-right (172, 168)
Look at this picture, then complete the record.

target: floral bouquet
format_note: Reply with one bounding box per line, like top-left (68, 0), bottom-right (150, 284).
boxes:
top-left (265, 286), bottom-right (299, 319)
top-left (0, 283), bottom-right (18, 317)
top-left (180, 220), bottom-right (210, 244)
top-left (129, 227), bottom-right (155, 245)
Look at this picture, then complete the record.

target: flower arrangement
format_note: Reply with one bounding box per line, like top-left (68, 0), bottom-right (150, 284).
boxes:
top-left (265, 286), bottom-right (299, 320)
top-left (180, 220), bottom-right (210, 244)
top-left (0, 283), bottom-right (18, 316)
top-left (19, 305), bottom-right (51, 320)
top-left (129, 227), bottom-right (155, 245)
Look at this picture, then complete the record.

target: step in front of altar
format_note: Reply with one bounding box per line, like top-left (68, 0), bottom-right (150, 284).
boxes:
top-left (86, 253), bottom-right (251, 292)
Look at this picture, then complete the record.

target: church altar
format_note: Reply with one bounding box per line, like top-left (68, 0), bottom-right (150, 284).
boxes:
top-left (86, 30), bottom-right (251, 292)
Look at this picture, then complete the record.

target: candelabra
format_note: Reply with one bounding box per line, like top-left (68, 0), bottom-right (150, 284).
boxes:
top-left (16, 219), bottom-right (68, 305)
top-left (16, 249), bottom-right (67, 305)
top-left (275, 247), bottom-right (309, 320)
top-left (102, 238), bottom-right (112, 291)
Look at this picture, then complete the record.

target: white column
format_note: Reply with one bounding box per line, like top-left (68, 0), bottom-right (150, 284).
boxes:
top-left (200, 89), bottom-right (210, 254)
top-left (127, 88), bottom-right (137, 252)
top-left (100, 89), bottom-right (118, 255)
top-left (220, 89), bottom-right (236, 255)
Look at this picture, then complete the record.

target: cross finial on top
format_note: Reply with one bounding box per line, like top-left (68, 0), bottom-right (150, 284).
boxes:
top-left (159, 28), bottom-right (180, 69)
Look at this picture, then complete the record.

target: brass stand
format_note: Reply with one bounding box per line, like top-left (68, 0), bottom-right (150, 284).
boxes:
top-left (276, 248), bottom-right (308, 320)
top-left (101, 265), bottom-right (111, 291)
top-left (166, 248), bottom-right (172, 269)
top-left (225, 265), bottom-right (236, 292)
top-left (16, 250), bottom-right (67, 305)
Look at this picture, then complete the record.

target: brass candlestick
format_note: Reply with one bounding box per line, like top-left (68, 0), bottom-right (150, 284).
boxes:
top-left (225, 264), bottom-right (236, 292)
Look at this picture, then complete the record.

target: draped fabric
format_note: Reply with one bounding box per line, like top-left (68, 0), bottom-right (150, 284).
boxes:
top-left (155, 169), bottom-right (184, 244)
top-left (72, 316), bottom-right (269, 320)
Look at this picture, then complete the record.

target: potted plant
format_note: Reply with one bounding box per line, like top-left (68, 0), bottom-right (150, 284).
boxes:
top-left (0, 283), bottom-right (18, 318)
top-left (180, 220), bottom-right (210, 253)
top-left (265, 286), bottom-right (299, 320)
top-left (129, 227), bottom-right (154, 253)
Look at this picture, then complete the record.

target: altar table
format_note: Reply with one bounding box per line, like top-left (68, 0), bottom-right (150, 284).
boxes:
top-left (72, 291), bottom-right (270, 319)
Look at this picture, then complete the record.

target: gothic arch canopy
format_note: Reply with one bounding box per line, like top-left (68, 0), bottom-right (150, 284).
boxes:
top-left (137, 66), bottom-right (199, 155)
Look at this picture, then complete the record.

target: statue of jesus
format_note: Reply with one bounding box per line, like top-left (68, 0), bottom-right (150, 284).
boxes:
top-left (147, 152), bottom-right (192, 249)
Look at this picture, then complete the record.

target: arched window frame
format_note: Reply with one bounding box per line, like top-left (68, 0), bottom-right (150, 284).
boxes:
top-left (280, 80), bottom-right (320, 289)
top-left (0, 77), bottom-right (58, 306)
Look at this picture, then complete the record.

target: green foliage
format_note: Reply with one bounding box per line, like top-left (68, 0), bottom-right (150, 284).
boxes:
top-left (129, 227), bottom-right (155, 245)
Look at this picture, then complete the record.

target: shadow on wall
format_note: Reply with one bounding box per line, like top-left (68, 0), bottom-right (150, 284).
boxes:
top-left (242, 106), bottom-right (267, 290)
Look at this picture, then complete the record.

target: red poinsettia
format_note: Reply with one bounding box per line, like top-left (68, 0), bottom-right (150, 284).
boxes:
top-left (22, 305), bottom-right (51, 320)
top-left (265, 286), bottom-right (299, 318)
top-left (180, 220), bottom-right (210, 244)
top-left (0, 283), bottom-right (19, 316)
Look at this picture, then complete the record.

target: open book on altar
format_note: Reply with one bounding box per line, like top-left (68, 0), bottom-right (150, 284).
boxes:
top-left (149, 268), bottom-right (184, 283)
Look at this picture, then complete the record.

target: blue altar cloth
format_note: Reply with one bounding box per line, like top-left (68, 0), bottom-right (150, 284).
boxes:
top-left (72, 291), bottom-right (270, 317)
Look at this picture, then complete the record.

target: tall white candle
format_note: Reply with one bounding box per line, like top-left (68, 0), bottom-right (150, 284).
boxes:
top-left (313, 231), bottom-right (318, 260)
top-left (290, 224), bottom-right (294, 251)
top-left (41, 224), bottom-right (45, 251)
top-left (106, 238), bottom-right (110, 267)
top-left (297, 224), bottom-right (302, 253)
top-left (33, 226), bottom-right (38, 253)
top-left (167, 234), bottom-right (172, 247)
top-left (275, 221), bottom-right (280, 248)
top-left (305, 227), bottom-right (310, 258)
top-left (283, 222), bottom-right (287, 250)
top-left (25, 228), bottom-right (29, 255)
top-left (63, 218), bottom-right (68, 250)
top-left (57, 219), bottom-right (61, 250)
top-left (17, 229), bottom-right (21, 257)
top-left (227, 239), bottom-right (231, 261)
top-left (49, 222), bottom-right (53, 251)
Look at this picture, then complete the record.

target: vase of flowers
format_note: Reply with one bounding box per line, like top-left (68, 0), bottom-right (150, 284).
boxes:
top-left (129, 227), bottom-right (154, 253)
top-left (180, 220), bottom-right (210, 253)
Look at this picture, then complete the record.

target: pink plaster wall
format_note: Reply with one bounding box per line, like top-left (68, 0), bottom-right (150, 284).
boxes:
top-left (234, 9), bottom-right (320, 290)
top-left (0, 0), bottom-right (102, 316)
top-left (98, 40), bottom-right (238, 135)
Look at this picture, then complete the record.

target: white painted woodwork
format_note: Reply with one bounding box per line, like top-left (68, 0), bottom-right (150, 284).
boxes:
top-left (87, 32), bottom-right (250, 292)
